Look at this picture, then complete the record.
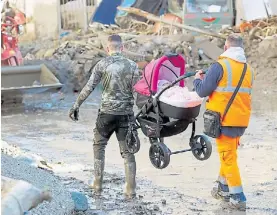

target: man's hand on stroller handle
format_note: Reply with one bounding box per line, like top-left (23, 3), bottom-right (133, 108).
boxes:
top-left (172, 70), bottom-right (207, 85)
top-left (195, 70), bottom-right (206, 80)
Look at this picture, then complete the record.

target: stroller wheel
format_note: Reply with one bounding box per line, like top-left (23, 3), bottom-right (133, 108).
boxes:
top-left (149, 142), bottom-right (171, 169)
top-left (126, 131), bottom-right (140, 154)
top-left (191, 135), bottom-right (212, 161)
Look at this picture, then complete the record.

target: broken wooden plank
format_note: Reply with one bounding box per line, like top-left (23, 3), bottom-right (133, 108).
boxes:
top-left (117, 7), bottom-right (227, 39)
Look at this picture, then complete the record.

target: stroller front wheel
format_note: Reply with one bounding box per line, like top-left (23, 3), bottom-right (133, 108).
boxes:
top-left (191, 135), bottom-right (212, 161)
top-left (149, 142), bottom-right (171, 169)
top-left (126, 132), bottom-right (141, 154)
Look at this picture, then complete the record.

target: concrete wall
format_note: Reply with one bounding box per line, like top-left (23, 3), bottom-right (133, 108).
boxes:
top-left (33, 0), bottom-right (60, 39)
top-left (17, 0), bottom-right (60, 41)
top-left (17, 0), bottom-right (96, 41)
top-left (60, 0), bottom-right (95, 30)
top-left (235, 0), bottom-right (245, 25)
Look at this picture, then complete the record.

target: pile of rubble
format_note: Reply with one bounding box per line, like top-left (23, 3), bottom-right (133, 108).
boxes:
top-left (220, 16), bottom-right (277, 40)
top-left (21, 14), bottom-right (277, 93)
top-left (22, 23), bottom-right (219, 92)
top-left (220, 16), bottom-right (277, 62)
top-left (232, 16), bottom-right (277, 93)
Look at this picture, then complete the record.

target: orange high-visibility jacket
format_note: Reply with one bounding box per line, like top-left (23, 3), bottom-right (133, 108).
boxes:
top-left (206, 57), bottom-right (254, 127)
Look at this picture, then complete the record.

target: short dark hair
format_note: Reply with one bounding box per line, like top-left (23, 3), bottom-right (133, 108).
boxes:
top-left (107, 34), bottom-right (122, 51)
top-left (226, 34), bottom-right (244, 48)
top-left (108, 34), bottom-right (122, 43)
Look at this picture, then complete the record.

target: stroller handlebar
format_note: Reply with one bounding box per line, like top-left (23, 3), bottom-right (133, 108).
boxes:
top-left (155, 70), bottom-right (207, 99)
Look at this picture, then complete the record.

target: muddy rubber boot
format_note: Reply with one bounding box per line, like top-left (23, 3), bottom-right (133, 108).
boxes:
top-left (211, 181), bottom-right (230, 202)
top-left (89, 159), bottom-right (105, 195)
top-left (123, 160), bottom-right (136, 199)
top-left (228, 192), bottom-right (247, 211)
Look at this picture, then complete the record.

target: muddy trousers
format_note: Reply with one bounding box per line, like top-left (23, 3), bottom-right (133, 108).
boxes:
top-left (92, 112), bottom-right (136, 197)
top-left (216, 134), bottom-right (243, 194)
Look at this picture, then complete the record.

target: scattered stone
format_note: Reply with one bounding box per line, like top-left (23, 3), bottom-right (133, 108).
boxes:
top-left (24, 53), bottom-right (36, 61)
top-left (35, 49), bottom-right (47, 59)
top-left (153, 205), bottom-right (159, 211)
top-left (71, 192), bottom-right (89, 212)
top-left (44, 48), bottom-right (56, 58)
top-left (161, 199), bottom-right (166, 205)
top-left (257, 36), bottom-right (277, 58)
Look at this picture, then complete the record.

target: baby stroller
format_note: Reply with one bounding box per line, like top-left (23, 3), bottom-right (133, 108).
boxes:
top-left (127, 53), bottom-right (212, 169)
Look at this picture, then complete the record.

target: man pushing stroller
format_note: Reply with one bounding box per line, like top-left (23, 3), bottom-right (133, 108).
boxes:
top-left (69, 35), bottom-right (140, 198)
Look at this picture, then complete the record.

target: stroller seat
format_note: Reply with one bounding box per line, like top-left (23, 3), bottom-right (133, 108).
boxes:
top-left (137, 111), bottom-right (191, 138)
top-left (158, 86), bottom-right (203, 120)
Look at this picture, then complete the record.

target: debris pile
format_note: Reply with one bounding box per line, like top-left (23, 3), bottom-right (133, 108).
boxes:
top-left (220, 16), bottom-right (277, 40)
top-left (21, 12), bottom-right (277, 93)
top-left (22, 25), bottom-right (217, 92)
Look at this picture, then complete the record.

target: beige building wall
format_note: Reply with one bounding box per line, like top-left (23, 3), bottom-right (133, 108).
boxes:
top-left (17, 0), bottom-right (96, 41)
top-left (17, 0), bottom-right (60, 41)
top-left (25, 0), bottom-right (60, 39)
top-left (60, 0), bottom-right (96, 30)
top-left (32, 0), bottom-right (60, 39)
top-left (235, 0), bottom-right (246, 25)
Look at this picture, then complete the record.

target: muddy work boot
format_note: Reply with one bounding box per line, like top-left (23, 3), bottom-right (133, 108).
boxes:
top-left (211, 181), bottom-right (230, 202)
top-left (123, 160), bottom-right (136, 199)
top-left (89, 159), bottom-right (105, 195)
top-left (228, 192), bottom-right (247, 211)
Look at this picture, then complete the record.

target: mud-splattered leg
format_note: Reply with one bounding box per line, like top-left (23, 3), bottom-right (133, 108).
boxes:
top-left (119, 139), bottom-right (136, 199)
top-left (89, 127), bottom-right (108, 195)
top-left (116, 115), bottom-right (137, 199)
top-left (90, 112), bottom-right (116, 194)
top-left (123, 158), bottom-right (136, 199)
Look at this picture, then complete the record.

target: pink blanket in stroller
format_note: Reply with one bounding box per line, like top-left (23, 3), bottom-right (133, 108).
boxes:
top-left (159, 85), bottom-right (203, 108)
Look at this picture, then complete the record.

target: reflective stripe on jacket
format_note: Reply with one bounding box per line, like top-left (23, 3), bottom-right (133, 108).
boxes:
top-left (206, 57), bottom-right (254, 127)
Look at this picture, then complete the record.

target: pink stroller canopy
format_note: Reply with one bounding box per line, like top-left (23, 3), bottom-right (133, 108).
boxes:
top-left (134, 54), bottom-right (186, 96)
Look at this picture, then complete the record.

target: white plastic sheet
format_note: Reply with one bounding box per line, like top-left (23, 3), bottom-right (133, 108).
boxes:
top-left (1, 176), bottom-right (52, 215)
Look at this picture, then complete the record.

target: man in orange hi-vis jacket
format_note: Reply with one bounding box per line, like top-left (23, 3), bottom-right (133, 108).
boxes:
top-left (193, 34), bottom-right (254, 211)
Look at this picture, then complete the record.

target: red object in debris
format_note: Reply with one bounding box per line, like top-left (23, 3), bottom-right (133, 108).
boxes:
top-left (14, 10), bottom-right (26, 25)
top-left (202, 17), bottom-right (216, 23)
top-left (1, 16), bottom-right (24, 66)
top-left (184, 13), bottom-right (197, 19)
top-left (153, 13), bottom-right (183, 33)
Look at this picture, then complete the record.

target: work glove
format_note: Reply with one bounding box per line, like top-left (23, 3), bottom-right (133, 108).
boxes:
top-left (69, 104), bottom-right (79, 121)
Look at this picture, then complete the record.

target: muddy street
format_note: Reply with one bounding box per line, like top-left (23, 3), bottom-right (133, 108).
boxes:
top-left (1, 90), bottom-right (277, 215)
top-left (2, 0), bottom-right (277, 214)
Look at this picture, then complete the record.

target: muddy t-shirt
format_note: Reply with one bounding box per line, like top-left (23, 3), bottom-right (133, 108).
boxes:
top-left (80, 53), bottom-right (140, 115)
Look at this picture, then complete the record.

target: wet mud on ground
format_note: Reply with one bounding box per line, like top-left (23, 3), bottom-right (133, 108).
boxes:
top-left (1, 90), bottom-right (277, 215)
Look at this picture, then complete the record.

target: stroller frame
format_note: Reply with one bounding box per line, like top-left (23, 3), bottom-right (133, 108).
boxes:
top-left (127, 54), bottom-right (212, 169)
